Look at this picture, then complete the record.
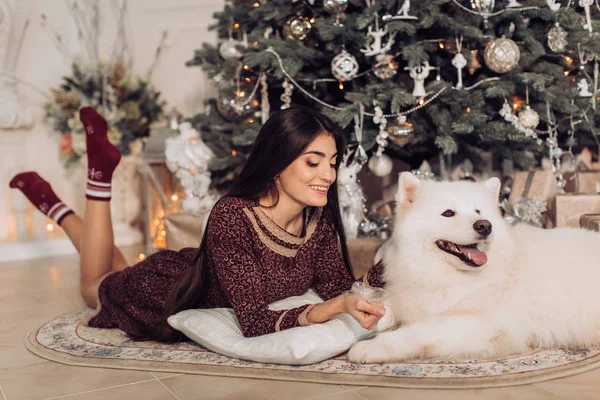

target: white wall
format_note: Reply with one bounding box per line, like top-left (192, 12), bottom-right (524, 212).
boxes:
top-left (0, 0), bottom-right (224, 241)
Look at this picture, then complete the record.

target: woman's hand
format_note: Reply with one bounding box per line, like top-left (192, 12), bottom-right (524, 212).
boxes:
top-left (343, 292), bottom-right (386, 330)
top-left (305, 292), bottom-right (386, 329)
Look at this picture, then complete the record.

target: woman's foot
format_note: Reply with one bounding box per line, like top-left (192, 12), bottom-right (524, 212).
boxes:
top-left (80, 107), bottom-right (122, 201)
top-left (9, 171), bottom-right (74, 225)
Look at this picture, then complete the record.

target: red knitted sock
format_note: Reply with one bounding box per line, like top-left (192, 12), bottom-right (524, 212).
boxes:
top-left (79, 107), bottom-right (122, 201)
top-left (9, 171), bottom-right (74, 225)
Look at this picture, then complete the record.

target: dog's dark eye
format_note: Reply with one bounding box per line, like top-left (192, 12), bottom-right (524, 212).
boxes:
top-left (441, 210), bottom-right (455, 218)
top-left (475, 209), bottom-right (481, 215)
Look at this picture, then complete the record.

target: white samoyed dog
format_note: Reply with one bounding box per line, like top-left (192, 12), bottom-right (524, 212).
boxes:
top-left (348, 172), bottom-right (600, 363)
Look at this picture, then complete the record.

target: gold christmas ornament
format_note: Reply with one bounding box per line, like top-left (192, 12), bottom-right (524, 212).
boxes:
top-left (216, 87), bottom-right (259, 122)
top-left (387, 116), bottom-right (415, 147)
top-left (323, 0), bottom-right (348, 14)
top-left (283, 15), bottom-right (312, 40)
top-left (373, 55), bottom-right (399, 80)
top-left (484, 36), bottom-right (520, 74)
top-left (518, 105), bottom-right (540, 129)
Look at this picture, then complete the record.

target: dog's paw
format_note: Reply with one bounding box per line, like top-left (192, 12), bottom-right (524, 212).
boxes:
top-left (347, 339), bottom-right (390, 364)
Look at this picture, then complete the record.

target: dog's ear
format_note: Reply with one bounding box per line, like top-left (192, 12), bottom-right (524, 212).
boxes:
top-left (483, 177), bottom-right (501, 201)
top-left (396, 172), bottom-right (421, 205)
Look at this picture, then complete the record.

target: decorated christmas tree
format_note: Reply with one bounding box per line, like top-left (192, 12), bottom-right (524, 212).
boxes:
top-left (187, 0), bottom-right (600, 188)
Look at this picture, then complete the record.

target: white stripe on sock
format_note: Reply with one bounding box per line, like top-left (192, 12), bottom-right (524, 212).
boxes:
top-left (47, 202), bottom-right (64, 217)
top-left (86, 188), bottom-right (112, 198)
top-left (52, 207), bottom-right (71, 224)
top-left (87, 179), bottom-right (112, 187)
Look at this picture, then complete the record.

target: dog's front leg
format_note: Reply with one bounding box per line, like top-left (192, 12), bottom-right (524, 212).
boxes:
top-left (348, 315), bottom-right (519, 363)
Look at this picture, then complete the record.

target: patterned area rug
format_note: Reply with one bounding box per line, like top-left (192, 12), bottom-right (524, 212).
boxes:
top-left (25, 310), bottom-right (600, 389)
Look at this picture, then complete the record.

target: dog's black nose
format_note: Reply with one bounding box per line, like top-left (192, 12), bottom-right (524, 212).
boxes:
top-left (473, 219), bottom-right (492, 237)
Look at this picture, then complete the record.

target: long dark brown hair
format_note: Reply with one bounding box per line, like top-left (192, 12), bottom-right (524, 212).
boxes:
top-left (146, 107), bottom-right (353, 342)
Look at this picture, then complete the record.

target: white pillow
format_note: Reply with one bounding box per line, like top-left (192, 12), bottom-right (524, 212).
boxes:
top-left (167, 289), bottom-right (373, 365)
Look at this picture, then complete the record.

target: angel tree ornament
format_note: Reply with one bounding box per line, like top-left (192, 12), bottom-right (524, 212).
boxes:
top-left (580, 0), bottom-right (594, 33)
top-left (577, 77), bottom-right (593, 97)
top-left (405, 61), bottom-right (435, 97)
top-left (331, 48), bottom-right (359, 81)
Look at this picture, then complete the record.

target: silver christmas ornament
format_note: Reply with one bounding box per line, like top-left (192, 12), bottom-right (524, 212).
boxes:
top-left (484, 36), bottom-right (520, 74)
top-left (368, 153), bottom-right (393, 177)
top-left (470, 0), bottom-right (495, 27)
top-left (518, 105), bottom-right (540, 129)
top-left (373, 55), bottom-right (399, 80)
top-left (218, 40), bottom-right (245, 60)
top-left (331, 49), bottom-right (359, 81)
top-left (547, 23), bottom-right (568, 53)
top-left (216, 89), bottom-right (259, 121)
top-left (283, 16), bottom-right (312, 40)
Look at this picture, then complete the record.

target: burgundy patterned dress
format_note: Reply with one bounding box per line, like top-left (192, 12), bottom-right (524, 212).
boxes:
top-left (88, 197), bottom-right (384, 338)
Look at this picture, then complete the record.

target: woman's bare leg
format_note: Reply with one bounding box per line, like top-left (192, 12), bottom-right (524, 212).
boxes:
top-left (61, 213), bottom-right (129, 272)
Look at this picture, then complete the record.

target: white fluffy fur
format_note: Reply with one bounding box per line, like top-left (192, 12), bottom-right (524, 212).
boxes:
top-left (348, 172), bottom-right (600, 363)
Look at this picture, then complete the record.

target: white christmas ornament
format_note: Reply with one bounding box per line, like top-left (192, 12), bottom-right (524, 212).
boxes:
top-left (580, 0), bottom-right (594, 33)
top-left (578, 77), bottom-right (593, 97)
top-left (452, 53), bottom-right (467, 89)
top-left (280, 78), bottom-right (294, 109)
top-left (507, 0), bottom-right (521, 6)
top-left (368, 153), bottom-right (393, 177)
top-left (484, 36), bottom-right (520, 74)
top-left (360, 25), bottom-right (396, 57)
top-left (546, 0), bottom-right (561, 11)
top-left (405, 61), bottom-right (435, 97)
top-left (500, 100), bottom-right (536, 137)
top-left (331, 49), bottom-right (359, 81)
top-left (384, 0), bottom-right (417, 20)
top-left (338, 150), bottom-right (365, 239)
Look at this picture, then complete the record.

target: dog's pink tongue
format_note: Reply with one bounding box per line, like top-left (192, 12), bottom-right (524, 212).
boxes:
top-left (458, 246), bottom-right (487, 266)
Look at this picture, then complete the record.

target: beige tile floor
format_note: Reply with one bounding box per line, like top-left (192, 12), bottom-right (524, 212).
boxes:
top-left (1, 246), bottom-right (599, 399)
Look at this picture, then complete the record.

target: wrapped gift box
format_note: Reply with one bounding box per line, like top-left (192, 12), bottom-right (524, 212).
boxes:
top-left (508, 170), bottom-right (557, 204)
top-left (580, 214), bottom-right (600, 232)
top-left (554, 194), bottom-right (600, 228)
top-left (563, 171), bottom-right (600, 194)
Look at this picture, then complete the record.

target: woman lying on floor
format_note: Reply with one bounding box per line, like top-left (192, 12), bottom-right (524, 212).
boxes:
top-left (10, 106), bottom-right (385, 342)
